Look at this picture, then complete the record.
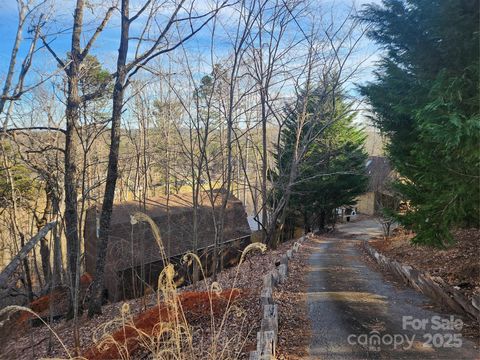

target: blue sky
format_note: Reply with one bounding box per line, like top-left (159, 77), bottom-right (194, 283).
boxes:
top-left (0, 0), bottom-right (249, 72)
top-left (0, 0), bottom-right (382, 73)
top-left (0, 0), bottom-right (383, 126)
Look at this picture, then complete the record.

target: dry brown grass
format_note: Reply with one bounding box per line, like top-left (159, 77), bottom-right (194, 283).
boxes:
top-left (1, 212), bottom-right (267, 360)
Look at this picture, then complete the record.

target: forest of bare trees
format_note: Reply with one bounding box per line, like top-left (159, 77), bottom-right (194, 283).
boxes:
top-left (0, 0), bottom-right (371, 353)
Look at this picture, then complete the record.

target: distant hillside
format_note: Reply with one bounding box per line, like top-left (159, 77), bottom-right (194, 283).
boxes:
top-left (364, 128), bottom-right (385, 156)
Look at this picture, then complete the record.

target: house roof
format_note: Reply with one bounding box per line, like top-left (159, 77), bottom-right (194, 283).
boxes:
top-left (84, 189), bottom-right (251, 273)
top-left (365, 156), bottom-right (393, 192)
top-left (106, 189), bottom-right (242, 225)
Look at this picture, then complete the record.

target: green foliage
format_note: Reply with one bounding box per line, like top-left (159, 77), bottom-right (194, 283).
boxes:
top-left (359, 0), bottom-right (480, 246)
top-left (0, 143), bottom-right (37, 208)
top-left (79, 55), bottom-right (111, 90)
top-left (272, 86), bottom-right (368, 231)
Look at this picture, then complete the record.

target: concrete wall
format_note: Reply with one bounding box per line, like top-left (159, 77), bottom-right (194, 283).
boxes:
top-left (356, 192), bottom-right (375, 215)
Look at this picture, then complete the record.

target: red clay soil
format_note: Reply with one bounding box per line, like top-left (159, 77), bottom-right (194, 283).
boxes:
top-left (16, 290), bottom-right (64, 324)
top-left (370, 228), bottom-right (480, 301)
top-left (83, 289), bottom-right (242, 360)
top-left (16, 273), bottom-right (93, 325)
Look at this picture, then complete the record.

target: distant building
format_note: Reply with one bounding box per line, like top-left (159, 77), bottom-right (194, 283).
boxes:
top-left (356, 156), bottom-right (396, 215)
top-left (363, 128), bottom-right (385, 157)
top-left (84, 190), bottom-right (251, 301)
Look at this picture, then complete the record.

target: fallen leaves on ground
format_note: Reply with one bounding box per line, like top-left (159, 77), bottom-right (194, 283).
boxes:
top-left (0, 237), bottom-right (308, 359)
top-left (363, 228), bottom-right (480, 343)
top-left (370, 228), bottom-right (480, 302)
top-left (274, 240), bottom-right (310, 359)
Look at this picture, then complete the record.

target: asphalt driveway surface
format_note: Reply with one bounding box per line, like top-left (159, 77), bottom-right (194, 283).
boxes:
top-left (306, 219), bottom-right (479, 359)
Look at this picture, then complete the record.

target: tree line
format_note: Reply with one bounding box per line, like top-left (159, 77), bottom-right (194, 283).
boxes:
top-left (0, 0), bottom-right (371, 353)
top-left (360, 0), bottom-right (479, 246)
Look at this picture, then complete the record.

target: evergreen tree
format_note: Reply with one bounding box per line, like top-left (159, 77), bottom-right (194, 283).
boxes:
top-left (359, 0), bottom-right (480, 246)
top-left (0, 142), bottom-right (37, 209)
top-left (272, 86), bottom-right (368, 234)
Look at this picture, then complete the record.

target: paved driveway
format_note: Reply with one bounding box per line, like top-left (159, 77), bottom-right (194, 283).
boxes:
top-left (306, 219), bottom-right (479, 359)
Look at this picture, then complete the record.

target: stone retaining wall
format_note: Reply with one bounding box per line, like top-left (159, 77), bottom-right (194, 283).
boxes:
top-left (364, 242), bottom-right (480, 322)
top-left (249, 235), bottom-right (307, 360)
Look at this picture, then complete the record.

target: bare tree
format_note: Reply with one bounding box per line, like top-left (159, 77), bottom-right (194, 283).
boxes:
top-left (265, 7), bottom-right (368, 246)
top-left (39, 0), bottom-right (116, 352)
top-left (0, 0), bottom-right (59, 315)
top-left (0, 0), bottom-right (49, 121)
top-left (242, 0), bottom-right (305, 240)
top-left (88, 0), bottom-right (229, 316)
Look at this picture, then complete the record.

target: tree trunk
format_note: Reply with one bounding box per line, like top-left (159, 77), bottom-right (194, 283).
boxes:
top-left (37, 185), bottom-right (54, 289)
top-left (19, 233), bottom-right (34, 303)
top-left (88, 0), bottom-right (129, 316)
top-left (319, 209), bottom-right (326, 230)
top-left (0, 221), bottom-right (57, 289)
top-left (261, 90), bottom-right (268, 242)
top-left (64, 1), bottom-right (84, 322)
top-left (51, 183), bottom-right (63, 287)
top-left (0, 3), bottom-right (26, 116)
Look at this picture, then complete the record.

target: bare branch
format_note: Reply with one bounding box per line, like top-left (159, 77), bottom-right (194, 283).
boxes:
top-left (39, 35), bottom-right (66, 69)
top-left (128, 0), bottom-right (152, 23)
top-left (0, 126), bottom-right (66, 134)
top-left (80, 5), bottom-right (117, 60)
